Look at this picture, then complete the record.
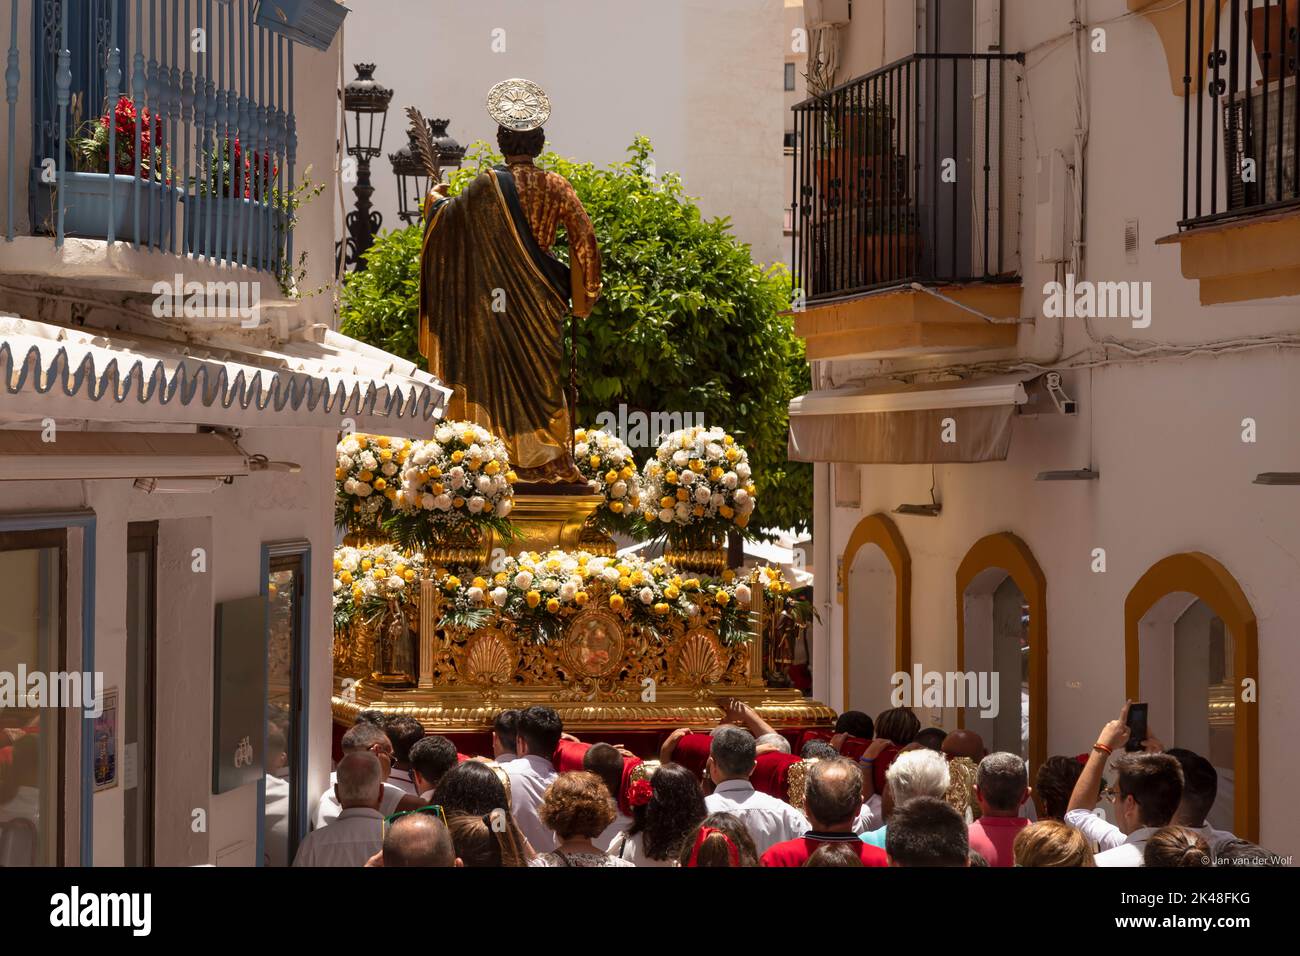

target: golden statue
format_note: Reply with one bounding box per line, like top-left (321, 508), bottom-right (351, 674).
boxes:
top-left (418, 78), bottom-right (602, 484)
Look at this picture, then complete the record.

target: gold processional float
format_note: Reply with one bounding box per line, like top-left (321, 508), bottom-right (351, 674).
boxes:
top-left (330, 425), bottom-right (833, 736)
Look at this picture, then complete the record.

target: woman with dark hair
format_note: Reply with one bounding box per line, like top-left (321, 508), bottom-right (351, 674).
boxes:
top-left (1035, 755), bottom-right (1086, 821)
top-left (431, 759), bottom-right (511, 817)
top-left (676, 812), bottom-right (760, 868)
top-left (446, 810), bottom-right (531, 867)
top-left (608, 763), bottom-right (706, 867)
top-left (874, 706), bottom-right (921, 747)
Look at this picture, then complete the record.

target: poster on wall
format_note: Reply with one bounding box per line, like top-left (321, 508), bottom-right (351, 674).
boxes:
top-left (212, 595), bottom-right (268, 794)
top-left (92, 688), bottom-right (118, 792)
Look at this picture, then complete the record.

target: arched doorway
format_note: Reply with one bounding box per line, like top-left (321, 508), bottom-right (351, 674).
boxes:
top-left (1125, 553), bottom-right (1258, 842)
top-left (840, 514), bottom-right (910, 713)
top-left (955, 533), bottom-right (1047, 777)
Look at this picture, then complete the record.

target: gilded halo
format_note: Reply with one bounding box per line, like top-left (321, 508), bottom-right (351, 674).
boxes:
top-left (486, 77), bottom-right (551, 132)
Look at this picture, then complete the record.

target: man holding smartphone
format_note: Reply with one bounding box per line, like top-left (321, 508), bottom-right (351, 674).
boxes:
top-left (1063, 702), bottom-right (1184, 866)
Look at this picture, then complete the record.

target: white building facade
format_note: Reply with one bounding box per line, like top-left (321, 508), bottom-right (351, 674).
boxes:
top-left (790, 0), bottom-right (1300, 853)
top-left (0, 0), bottom-right (444, 866)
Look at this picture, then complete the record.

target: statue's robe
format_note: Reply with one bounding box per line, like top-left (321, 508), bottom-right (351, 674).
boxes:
top-left (418, 162), bottom-right (601, 483)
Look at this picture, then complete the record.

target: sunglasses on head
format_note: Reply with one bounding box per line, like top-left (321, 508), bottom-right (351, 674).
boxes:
top-left (385, 804), bottom-right (447, 827)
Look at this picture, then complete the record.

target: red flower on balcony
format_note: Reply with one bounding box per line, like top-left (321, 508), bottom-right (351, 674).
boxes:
top-left (72, 95), bottom-right (165, 178)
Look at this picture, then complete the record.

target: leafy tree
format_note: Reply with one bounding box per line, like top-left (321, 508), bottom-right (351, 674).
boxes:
top-left (340, 137), bottom-right (811, 533)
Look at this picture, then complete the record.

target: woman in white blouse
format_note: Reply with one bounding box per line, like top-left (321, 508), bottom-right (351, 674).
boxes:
top-left (608, 763), bottom-right (707, 867)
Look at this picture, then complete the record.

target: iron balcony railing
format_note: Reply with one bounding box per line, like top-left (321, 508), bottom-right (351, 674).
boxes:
top-left (791, 52), bottom-right (1023, 303)
top-left (4, 0), bottom-right (298, 275)
top-left (1180, 0), bottom-right (1300, 229)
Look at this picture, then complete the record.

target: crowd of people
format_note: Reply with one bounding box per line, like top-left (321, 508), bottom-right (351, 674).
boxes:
top-left (291, 699), bottom-right (1284, 868)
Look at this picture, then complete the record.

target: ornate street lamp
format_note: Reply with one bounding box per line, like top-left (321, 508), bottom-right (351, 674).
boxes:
top-left (341, 63), bottom-right (392, 271)
top-left (389, 118), bottom-right (465, 225)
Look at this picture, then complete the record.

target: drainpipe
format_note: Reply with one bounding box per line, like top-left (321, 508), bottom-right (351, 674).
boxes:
top-left (812, 358), bottom-right (836, 709)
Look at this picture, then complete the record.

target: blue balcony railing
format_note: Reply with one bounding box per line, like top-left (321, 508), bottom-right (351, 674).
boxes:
top-left (4, 0), bottom-right (297, 276)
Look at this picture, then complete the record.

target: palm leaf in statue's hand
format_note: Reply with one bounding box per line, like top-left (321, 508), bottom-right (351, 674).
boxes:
top-left (405, 107), bottom-right (441, 181)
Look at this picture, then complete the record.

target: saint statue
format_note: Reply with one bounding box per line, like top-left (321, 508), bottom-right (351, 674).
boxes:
top-left (418, 78), bottom-right (602, 484)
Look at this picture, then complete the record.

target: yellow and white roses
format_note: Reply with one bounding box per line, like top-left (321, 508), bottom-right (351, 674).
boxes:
top-left (641, 425), bottom-right (756, 543)
top-left (574, 426), bottom-right (642, 532)
top-left (335, 434), bottom-right (413, 531)
top-left (332, 543), bottom-right (427, 628)
top-left (389, 421), bottom-right (516, 547)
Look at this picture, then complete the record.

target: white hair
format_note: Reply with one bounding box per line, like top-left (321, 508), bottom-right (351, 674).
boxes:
top-left (336, 752), bottom-right (384, 805)
top-left (755, 732), bottom-right (791, 754)
top-left (885, 749), bottom-right (950, 805)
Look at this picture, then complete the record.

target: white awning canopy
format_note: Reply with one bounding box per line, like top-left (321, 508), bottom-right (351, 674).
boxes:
top-left (0, 430), bottom-right (251, 481)
top-left (788, 374), bottom-right (1035, 464)
top-left (0, 315), bottom-right (451, 435)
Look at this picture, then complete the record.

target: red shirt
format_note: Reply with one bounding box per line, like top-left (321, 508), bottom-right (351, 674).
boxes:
top-left (760, 833), bottom-right (889, 867)
top-left (967, 816), bottom-right (1030, 867)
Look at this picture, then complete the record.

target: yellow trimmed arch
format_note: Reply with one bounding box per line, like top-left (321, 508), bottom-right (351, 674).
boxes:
top-left (1124, 552), bottom-right (1259, 842)
top-left (955, 532), bottom-right (1048, 779)
top-left (840, 513), bottom-right (911, 710)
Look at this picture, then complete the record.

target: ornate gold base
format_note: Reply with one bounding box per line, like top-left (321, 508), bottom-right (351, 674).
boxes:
top-left (333, 678), bottom-right (834, 734)
top-left (501, 492), bottom-right (604, 556)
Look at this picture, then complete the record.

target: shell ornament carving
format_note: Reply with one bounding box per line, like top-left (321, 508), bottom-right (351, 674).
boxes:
top-left (672, 630), bottom-right (726, 685)
top-left (463, 631), bottom-right (516, 685)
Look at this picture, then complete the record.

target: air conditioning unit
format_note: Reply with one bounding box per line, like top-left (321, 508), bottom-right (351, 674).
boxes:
top-left (1224, 77), bottom-right (1298, 211)
top-left (254, 0), bottom-right (349, 51)
top-left (805, 0), bottom-right (851, 28)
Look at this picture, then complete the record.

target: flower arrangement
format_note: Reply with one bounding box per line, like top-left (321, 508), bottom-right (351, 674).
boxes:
top-left (70, 95), bottom-right (165, 179)
top-left (432, 548), bottom-right (772, 645)
top-left (332, 543), bottom-right (427, 631)
top-left (641, 425), bottom-right (757, 548)
top-left (335, 434), bottom-right (413, 532)
top-left (388, 421), bottom-right (517, 551)
top-left (573, 426), bottom-right (642, 534)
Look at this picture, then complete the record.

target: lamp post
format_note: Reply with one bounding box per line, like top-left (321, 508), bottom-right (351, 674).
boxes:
top-left (341, 63), bottom-right (392, 271)
top-left (389, 118), bottom-right (465, 225)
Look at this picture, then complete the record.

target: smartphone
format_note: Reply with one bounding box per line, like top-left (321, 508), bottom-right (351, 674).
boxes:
top-left (1125, 702), bottom-right (1149, 752)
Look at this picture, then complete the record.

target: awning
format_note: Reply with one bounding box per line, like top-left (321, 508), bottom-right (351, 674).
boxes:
top-left (787, 374), bottom-right (1036, 464)
top-left (0, 430), bottom-right (250, 481)
top-left (0, 315), bottom-right (452, 435)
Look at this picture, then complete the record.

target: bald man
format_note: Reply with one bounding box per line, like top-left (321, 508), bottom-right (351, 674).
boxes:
top-left (760, 758), bottom-right (888, 866)
top-left (293, 752), bottom-right (386, 867)
top-left (941, 729), bottom-right (987, 763)
top-left (379, 813), bottom-right (460, 867)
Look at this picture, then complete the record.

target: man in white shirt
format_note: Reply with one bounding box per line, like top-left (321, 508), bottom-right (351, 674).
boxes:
top-left (703, 725), bottom-right (809, 855)
top-left (293, 752), bottom-right (386, 867)
top-left (502, 706), bottom-right (562, 853)
top-left (1065, 706), bottom-right (1184, 867)
top-left (315, 723), bottom-right (412, 828)
top-left (410, 734), bottom-right (460, 800)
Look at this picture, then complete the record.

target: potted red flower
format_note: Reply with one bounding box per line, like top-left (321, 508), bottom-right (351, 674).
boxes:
top-left (58, 95), bottom-right (179, 244)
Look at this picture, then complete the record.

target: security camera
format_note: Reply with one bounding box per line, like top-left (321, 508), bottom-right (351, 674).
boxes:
top-left (1045, 372), bottom-right (1077, 415)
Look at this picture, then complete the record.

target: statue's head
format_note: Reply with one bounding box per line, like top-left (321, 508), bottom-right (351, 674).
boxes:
top-left (497, 124), bottom-right (546, 160)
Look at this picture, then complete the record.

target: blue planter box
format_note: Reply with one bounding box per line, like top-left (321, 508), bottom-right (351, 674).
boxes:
top-left (35, 170), bottom-right (180, 246)
top-left (185, 194), bottom-right (288, 270)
